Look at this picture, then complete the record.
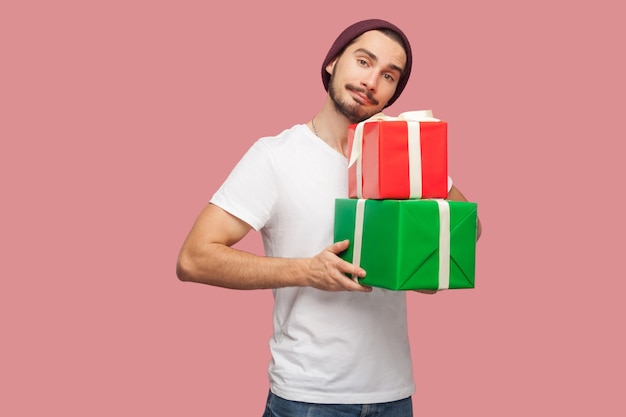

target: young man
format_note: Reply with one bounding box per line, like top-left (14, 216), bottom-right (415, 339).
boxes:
top-left (177, 19), bottom-right (481, 417)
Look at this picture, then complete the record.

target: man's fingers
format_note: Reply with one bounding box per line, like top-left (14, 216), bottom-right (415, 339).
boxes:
top-left (343, 261), bottom-right (366, 279)
top-left (328, 239), bottom-right (350, 254)
top-left (335, 259), bottom-right (368, 290)
top-left (327, 240), bottom-right (366, 276)
top-left (339, 273), bottom-right (373, 292)
top-left (312, 240), bottom-right (370, 292)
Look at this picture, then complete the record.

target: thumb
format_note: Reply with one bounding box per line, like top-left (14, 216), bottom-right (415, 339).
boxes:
top-left (328, 239), bottom-right (350, 254)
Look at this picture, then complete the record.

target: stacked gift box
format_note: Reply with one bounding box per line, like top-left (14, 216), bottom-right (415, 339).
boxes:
top-left (334, 110), bottom-right (478, 291)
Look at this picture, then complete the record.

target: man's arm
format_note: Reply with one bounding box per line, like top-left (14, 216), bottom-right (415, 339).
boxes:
top-left (176, 203), bottom-right (371, 292)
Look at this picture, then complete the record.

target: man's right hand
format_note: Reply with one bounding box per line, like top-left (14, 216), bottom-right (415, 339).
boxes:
top-left (304, 240), bottom-right (372, 292)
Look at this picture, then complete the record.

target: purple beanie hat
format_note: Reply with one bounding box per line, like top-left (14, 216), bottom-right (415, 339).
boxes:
top-left (321, 19), bottom-right (413, 108)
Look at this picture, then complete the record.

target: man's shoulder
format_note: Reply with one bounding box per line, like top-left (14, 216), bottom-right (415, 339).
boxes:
top-left (253, 123), bottom-right (309, 151)
top-left (258, 123), bottom-right (306, 143)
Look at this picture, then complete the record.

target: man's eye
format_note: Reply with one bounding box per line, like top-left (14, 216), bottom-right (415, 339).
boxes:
top-left (358, 59), bottom-right (369, 66)
top-left (383, 73), bottom-right (395, 82)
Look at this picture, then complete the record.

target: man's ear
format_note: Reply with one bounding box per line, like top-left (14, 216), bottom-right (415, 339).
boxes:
top-left (325, 58), bottom-right (337, 76)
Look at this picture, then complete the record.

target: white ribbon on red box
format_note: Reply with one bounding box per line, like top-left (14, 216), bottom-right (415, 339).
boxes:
top-left (348, 110), bottom-right (440, 199)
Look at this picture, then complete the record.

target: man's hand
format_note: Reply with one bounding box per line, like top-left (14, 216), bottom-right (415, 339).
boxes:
top-left (305, 240), bottom-right (372, 292)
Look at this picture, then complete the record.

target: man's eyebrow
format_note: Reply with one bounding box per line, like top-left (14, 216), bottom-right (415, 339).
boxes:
top-left (354, 47), bottom-right (404, 74)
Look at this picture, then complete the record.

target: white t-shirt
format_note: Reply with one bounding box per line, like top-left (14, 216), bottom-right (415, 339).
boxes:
top-left (211, 124), bottom-right (445, 404)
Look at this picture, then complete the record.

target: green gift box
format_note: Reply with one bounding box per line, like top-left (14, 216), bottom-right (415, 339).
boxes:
top-left (334, 198), bottom-right (477, 291)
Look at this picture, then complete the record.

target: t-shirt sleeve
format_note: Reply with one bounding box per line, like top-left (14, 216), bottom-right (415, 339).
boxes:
top-left (210, 139), bottom-right (277, 231)
top-left (448, 175), bottom-right (453, 192)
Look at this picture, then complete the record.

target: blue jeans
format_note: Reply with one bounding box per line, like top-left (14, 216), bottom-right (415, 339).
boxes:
top-left (262, 390), bottom-right (413, 417)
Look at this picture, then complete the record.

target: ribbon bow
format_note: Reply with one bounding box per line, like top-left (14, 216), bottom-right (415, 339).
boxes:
top-left (347, 110), bottom-right (440, 167)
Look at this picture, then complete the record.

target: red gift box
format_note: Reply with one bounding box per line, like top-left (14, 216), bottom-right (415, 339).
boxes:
top-left (348, 111), bottom-right (448, 199)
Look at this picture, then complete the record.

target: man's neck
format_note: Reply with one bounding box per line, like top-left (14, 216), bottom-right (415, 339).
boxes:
top-left (309, 102), bottom-right (353, 158)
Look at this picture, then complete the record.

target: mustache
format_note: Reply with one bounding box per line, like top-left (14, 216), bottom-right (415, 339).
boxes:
top-left (346, 84), bottom-right (379, 105)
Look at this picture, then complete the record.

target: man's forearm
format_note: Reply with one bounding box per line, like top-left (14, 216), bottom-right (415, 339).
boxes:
top-left (176, 243), bottom-right (307, 290)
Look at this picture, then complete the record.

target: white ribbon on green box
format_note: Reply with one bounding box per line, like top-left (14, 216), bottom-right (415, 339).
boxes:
top-left (348, 110), bottom-right (440, 199)
top-left (435, 199), bottom-right (451, 290)
top-left (350, 198), bottom-right (366, 281)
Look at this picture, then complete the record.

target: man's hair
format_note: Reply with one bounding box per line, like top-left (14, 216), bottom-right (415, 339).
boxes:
top-left (321, 19), bottom-right (413, 108)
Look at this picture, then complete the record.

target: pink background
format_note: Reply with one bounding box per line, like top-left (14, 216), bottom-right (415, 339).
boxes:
top-left (2, 0), bottom-right (624, 415)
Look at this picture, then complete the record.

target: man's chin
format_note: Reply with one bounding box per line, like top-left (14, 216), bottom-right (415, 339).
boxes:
top-left (331, 96), bottom-right (381, 123)
top-left (351, 100), bottom-right (386, 121)
top-left (352, 108), bottom-right (383, 123)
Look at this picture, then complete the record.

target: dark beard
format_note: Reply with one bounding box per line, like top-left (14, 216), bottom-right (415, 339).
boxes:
top-left (328, 73), bottom-right (381, 124)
